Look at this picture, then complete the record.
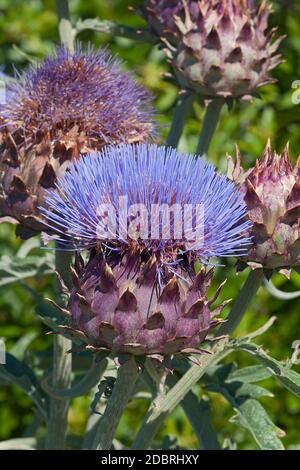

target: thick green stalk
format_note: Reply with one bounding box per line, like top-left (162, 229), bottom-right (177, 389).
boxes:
top-left (132, 270), bottom-right (264, 449)
top-left (196, 98), bottom-right (224, 156)
top-left (56, 0), bottom-right (75, 52)
top-left (167, 374), bottom-right (220, 450)
top-left (146, 360), bottom-right (219, 449)
top-left (131, 339), bottom-right (230, 450)
top-left (218, 268), bottom-right (264, 336)
top-left (91, 358), bottom-right (140, 450)
top-left (166, 92), bottom-right (194, 148)
top-left (45, 0), bottom-right (75, 450)
top-left (45, 249), bottom-right (73, 449)
top-left (42, 357), bottom-right (108, 399)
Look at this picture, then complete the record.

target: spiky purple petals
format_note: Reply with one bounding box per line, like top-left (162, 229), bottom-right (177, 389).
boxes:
top-left (1, 44), bottom-right (155, 144)
top-left (42, 144), bottom-right (251, 263)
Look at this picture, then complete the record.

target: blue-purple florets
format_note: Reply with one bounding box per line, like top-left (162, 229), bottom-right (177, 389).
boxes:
top-left (0, 46), bottom-right (156, 239)
top-left (1, 44), bottom-right (155, 144)
top-left (42, 144), bottom-right (252, 264)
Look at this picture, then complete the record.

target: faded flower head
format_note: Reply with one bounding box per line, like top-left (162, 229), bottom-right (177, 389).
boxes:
top-left (145, 0), bottom-right (284, 101)
top-left (42, 144), bottom-right (251, 357)
top-left (228, 141), bottom-right (300, 272)
top-left (0, 45), bottom-right (155, 238)
top-left (142, 0), bottom-right (198, 39)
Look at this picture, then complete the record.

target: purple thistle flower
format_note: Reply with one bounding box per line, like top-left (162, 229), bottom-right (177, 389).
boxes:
top-left (42, 144), bottom-right (251, 263)
top-left (1, 44), bottom-right (155, 143)
top-left (44, 144), bottom-right (251, 357)
top-left (0, 45), bottom-right (156, 239)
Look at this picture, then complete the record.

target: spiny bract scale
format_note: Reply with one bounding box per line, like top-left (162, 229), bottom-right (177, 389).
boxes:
top-left (144, 0), bottom-right (284, 100)
top-left (55, 249), bottom-right (227, 359)
top-left (228, 140), bottom-right (300, 272)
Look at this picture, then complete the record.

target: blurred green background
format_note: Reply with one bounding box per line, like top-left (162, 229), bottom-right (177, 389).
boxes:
top-left (0, 0), bottom-right (300, 450)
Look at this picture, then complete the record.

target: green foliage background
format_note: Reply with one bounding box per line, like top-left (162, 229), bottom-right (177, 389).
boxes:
top-left (0, 0), bottom-right (300, 449)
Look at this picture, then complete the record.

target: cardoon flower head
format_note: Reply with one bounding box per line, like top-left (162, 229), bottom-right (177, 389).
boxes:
top-left (144, 0), bottom-right (284, 101)
top-left (228, 141), bottom-right (300, 273)
top-left (42, 144), bottom-right (251, 358)
top-left (142, 0), bottom-right (199, 39)
top-left (0, 45), bottom-right (155, 238)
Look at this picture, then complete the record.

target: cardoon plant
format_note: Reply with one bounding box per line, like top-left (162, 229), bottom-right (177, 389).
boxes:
top-left (2, 0), bottom-right (300, 454)
top-left (41, 144), bottom-right (251, 358)
top-left (144, 0), bottom-right (284, 102)
top-left (228, 141), bottom-right (300, 272)
top-left (0, 45), bottom-right (155, 238)
top-left (141, 0), bottom-right (284, 154)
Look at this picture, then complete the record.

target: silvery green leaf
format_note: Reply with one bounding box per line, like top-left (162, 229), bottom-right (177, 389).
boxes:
top-left (230, 399), bottom-right (284, 450)
top-left (228, 365), bottom-right (272, 383)
top-left (205, 381), bottom-right (273, 402)
top-left (231, 341), bottom-right (300, 398)
top-left (0, 352), bottom-right (47, 420)
top-left (229, 382), bottom-right (274, 399)
top-left (206, 381), bottom-right (284, 449)
top-left (203, 360), bottom-right (283, 449)
top-left (0, 252), bottom-right (54, 286)
top-left (75, 18), bottom-right (155, 42)
top-left (10, 332), bottom-right (38, 360)
top-left (0, 438), bottom-right (37, 450)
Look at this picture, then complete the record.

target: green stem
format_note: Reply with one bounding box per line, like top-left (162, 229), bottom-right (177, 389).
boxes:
top-left (56, 0), bottom-right (75, 52)
top-left (196, 98), bottom-right (224, 156)
top-left (45, 1), bottom-right (75, 450)
top-left (42, 357), bottom-right (108, 399)
top-left (131, 339), bottom-right (230, 450)
top-left (145, 358), bottom-right (168, 399)
top-left (45, 334), bottom-right (72, 449)
top-left (82, 410), bottom-right (103, 450)
top-left (91, 357), bottom-right (139, 450)
top-left (75, 18), bottom-right (155, 42)
top-left (264, 277), bottom-right (300, 300)
top-left (132, 270), bottom-right (263, 449)
top-left (167, 374), bottom-right (220, 450)
top-left (45, 249), bottom-right (73, 450)
top-left (166, 92), bottom-right (195, 148)
top-left (145, 359), bottom-right (219, 450)
top-left (218, 269), bottom-right (264, 337)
